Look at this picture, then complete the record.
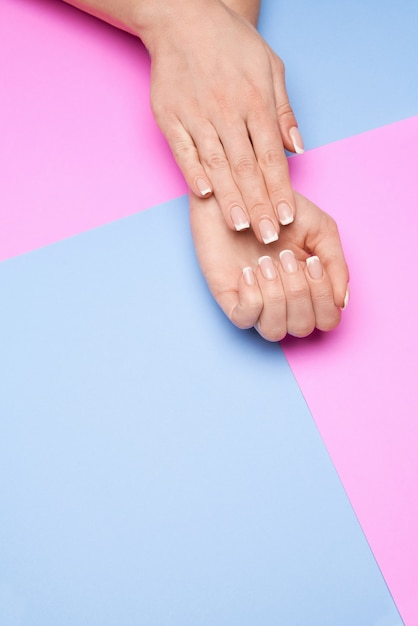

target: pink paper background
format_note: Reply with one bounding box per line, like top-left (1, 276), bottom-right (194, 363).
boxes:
top-left (285, 116), bottom-right (418, 626)
top-left (0, 0), bottom-right (186, 263)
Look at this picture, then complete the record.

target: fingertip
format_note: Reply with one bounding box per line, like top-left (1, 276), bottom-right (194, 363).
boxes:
top-left (258, 218), bottom-right (280, 245)
top-left (320, 247), bottom-right (349, 309)
top-left (289, 126), bottom-right (305, 155)
top-left (195, 176), bottom-right (212, 197)
top-left (242, 266), bottom-right (255, 287)
top-left (341, 285), bottom-right (350, 311)
top-left (331, 270), bottom-right (349, 309)
top-left (231, 205), bottom-right (250, 232)
top-left (306, 255), bottom-right (324, 280)
top-left (277, 201), bottom-right (295, 226)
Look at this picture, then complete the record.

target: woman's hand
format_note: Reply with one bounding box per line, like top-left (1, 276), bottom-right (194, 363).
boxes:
top-left (190, 189), bottom-right (349, 342)
top-left (142, 0), bottom-right (303, 244)
top-left (62, 0), bottom-right (303, 241)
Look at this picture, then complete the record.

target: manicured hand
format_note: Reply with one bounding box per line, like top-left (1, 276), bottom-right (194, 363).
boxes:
top-left (190, 190), bottom-right (349, 341)
top-left (143, 0), bottom-right (303, 244)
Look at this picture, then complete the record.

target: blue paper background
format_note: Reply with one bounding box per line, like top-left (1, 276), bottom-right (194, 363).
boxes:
top-left (0, 201), bottom-right (402, 625)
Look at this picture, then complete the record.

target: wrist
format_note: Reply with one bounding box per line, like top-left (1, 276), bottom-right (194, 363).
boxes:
top-left (131, 0), bottom-right (221, 54)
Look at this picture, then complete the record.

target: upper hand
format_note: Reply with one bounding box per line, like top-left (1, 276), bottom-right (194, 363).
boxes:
top-left (143, 0), bottom-right (303, 244)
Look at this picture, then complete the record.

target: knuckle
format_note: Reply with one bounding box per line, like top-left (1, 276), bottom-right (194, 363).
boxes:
top-left (247, 103), bottom-right (267, 123)
top-left (290, 314), bottom-right (312, 337)
top-left (219, 190), bottom-right (242, 209)
top-left (276, 101), bottom-right (294, 118)
top-left (268, 182), bottom-right (289, 199)
top-left (316, 310), bottom-right (341, 332)
top-left (273, 55), bottom-right (285, 75)
top-left (269, 292), bottom-right (287, 309)
top-left (150, 98), bottom-right (179, 130)
top-left (245, 83), bottom-right (263, 107)
top-left (288, 283), bottom-right (310, 302)
top-left (150, 97), bottom-right (164, 124)
top-left (259, 148), bottom-right (284, 169)
top-left (319, 211), bottom-right (338, 235)
top-left (234, 318), bottom-right (253, 330)
top-left (249, 201), bottom-right (269, 217)
top-left (257, 322), bottom-right (287, 343)
top-left (276, 105), bottom-right (296, 129)
top-left (291, 319), bottom-right (315, 338)
top-left (247, 294), bottom-right (264, 315)
top-left (233, 155), bottom-right (258, 178)
top-left (204, 152), bottom-right (229, 171)
top-left (171, 139), bottom-right (196, 163)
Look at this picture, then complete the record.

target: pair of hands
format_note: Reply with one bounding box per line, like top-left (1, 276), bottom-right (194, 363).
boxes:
top-left (62, 0), bottom-right (349, 339)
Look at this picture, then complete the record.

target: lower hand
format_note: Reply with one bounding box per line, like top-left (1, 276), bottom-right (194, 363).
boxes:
top-left (190, 190), bottom-right (349, 341)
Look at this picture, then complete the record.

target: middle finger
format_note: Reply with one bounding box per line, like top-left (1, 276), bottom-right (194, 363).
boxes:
top-left (278, 249), bottom-right (315, 337)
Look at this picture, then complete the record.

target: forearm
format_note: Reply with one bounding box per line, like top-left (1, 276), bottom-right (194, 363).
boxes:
top-left (62, 0), bottom-right (261, 39)
top-left (221, 0), bottom-right (260, 26)
top-left (61, 0), bottom-right (141, 35)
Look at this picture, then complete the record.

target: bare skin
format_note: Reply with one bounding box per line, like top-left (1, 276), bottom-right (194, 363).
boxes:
top-left (61, 0), bottom-right (349, 339)
top-left (62, 0), bottom-right (302, 242)
top-left (190, 191), bottom-right (348, 341)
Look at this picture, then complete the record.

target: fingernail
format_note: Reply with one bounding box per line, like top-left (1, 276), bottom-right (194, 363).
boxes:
top-left (196, 177), bottom-right (212, 196)
top-left (341, 286), bottom-right (350, 310)
top-left (279, 249), bottom-right (298, 274)
top-left (306, 255), bottom-right (323, 279)
top-left (289, 127), bottom-right (304, 154)
top-left (242, 266), bottom-right (255, 286)
top-left (277, 202), bottom-right (294, 226)
top-left (259, 218), bottom-right (279, 244)
top-left (258, 256), bottom-right (277, 280)
top-left (231, 205), bottom-right (250, 231)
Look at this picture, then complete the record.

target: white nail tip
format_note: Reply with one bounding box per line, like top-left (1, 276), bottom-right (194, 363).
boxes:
top-left (234, 221), bottom-right (250, 231)
top-left (262, 233), bottom-right (279, 244)
top-left (341, 287), bottom-right (350, 311)
top-left (258, 256), bottom-right (272, 265)
top-left (242, 266), bottom-right (254, 286)
top-left (289, 127), bottom-right (305, 154)
top-left (279, 249), bottom-right (295, 260)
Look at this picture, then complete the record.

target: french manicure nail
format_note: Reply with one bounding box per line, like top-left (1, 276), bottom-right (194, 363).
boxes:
top-left (242, 266), bottom-right (255, 286)
top-left (341, 286), bottom-right (350, 310)
top-left (289, 127), bottom-right (305, 154)
top-left (258, 256), bottom-right (277, 280)
top-left (196, 177), bottom-right (212, 196)
top-left (259, 218), bottom-right (279, 244)
top-left (279, 249), bottom-right (298, 274)
top-left (277, 202), bottom-right (294, 226)
top-left (306, 255), bottom-right (323, 280)
top-left (231, 205), bottom-right (250, 231)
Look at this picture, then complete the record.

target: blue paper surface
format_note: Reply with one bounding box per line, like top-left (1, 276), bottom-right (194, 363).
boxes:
top-left (259, 0), bottom-right (418, 149)
top-left (0, 199), bottom-right (402, 624)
